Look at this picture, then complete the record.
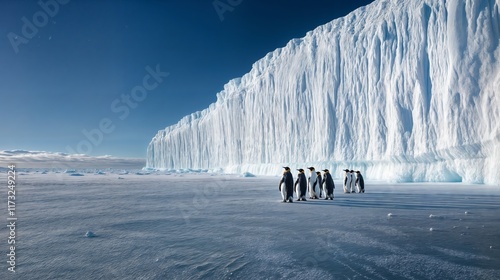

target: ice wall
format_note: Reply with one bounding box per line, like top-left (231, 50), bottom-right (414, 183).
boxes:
top-left (147, 0), bottom-right (500, 185)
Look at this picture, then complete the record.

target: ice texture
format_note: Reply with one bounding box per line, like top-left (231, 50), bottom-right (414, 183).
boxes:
top-left (147, 0), bottom-right (500, 185)
top-left (3, 173), bottom-right (499, 279)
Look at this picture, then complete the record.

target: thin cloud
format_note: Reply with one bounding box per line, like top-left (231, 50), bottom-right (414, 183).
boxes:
top-left (0, 150), bottom-right (145, 169)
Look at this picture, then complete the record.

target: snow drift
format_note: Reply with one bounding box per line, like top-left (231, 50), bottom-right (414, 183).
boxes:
top-left (147, 0), bottom-right (500, 185)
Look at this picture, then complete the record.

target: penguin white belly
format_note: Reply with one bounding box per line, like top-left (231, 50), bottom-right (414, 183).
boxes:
top-left (344, 176), bottom-right (351, 193)
top-left (309, 173), bottom-right (317, 198)
top-left (281, 183), bottom-right (287, 200)
top-left (310, 185), bottom-right (317, 198)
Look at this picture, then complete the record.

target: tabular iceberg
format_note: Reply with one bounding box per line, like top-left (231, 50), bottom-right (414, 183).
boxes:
top-left (147, 0), bottom-right (500, 185)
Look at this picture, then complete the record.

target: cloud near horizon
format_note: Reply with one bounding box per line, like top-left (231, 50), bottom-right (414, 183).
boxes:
top-left (0, 150), bottom-right (145, 169)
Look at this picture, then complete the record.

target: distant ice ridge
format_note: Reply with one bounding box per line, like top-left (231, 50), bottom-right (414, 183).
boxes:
top-left (147, 0), bottom-right (500, 185)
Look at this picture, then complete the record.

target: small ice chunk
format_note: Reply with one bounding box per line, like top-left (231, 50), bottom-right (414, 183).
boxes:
top-left (490, 246), bottom-right (494, 249)
top-left (85, 231), bottom-right (97, 238)
top-left (241, 172), bottom-right (256, 177)
top-left (429, 228), bottom-right (434, 231)
top-left (464, 211), bottom-right (469, 214)
top-left (429, 214), bottom-right (436, 218)
top-left (387, 213), bottom-right (393, 217)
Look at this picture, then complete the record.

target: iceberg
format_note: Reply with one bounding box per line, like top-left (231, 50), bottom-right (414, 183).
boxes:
top-left (147, 0), bottom-right (500, 185)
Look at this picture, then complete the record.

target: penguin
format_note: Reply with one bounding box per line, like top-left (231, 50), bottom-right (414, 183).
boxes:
top-left (316, 171), bottom-right (323, 198)
top-left (355, 171), bottom-right (365, 193)
top-left (322, 169), bottom-right (335, 200)
top-left (279, 171), bottom-right (287, 202)
top-left (307, 167), bottom-right (319, 199)
top-left (343, 169), bottom-right (351, 193)
top-left (278, 167), bottom-right (294, 202)
top-left (294, 169), bottom-right (308, 201)
top-left (350, 170), bottom-right (356, 193)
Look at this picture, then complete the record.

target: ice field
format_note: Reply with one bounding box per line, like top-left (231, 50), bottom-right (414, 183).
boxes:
top-left (1, 171), bottom-right (499, 279)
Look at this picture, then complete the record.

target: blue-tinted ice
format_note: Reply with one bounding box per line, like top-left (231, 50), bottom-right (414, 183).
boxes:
top-left (1, 173), bottom-right (499, 279)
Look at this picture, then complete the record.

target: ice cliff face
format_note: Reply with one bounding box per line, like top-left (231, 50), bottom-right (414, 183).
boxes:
top-left (147, 0), bottom-right (500, 185)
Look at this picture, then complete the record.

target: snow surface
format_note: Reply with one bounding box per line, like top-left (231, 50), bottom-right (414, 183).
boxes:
top-left (147, 0), bottom-right (500, 185)
top-left (2, 172), bottom-right (499, 279)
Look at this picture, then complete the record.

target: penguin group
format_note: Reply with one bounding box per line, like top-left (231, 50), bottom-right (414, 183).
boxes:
top-left (278, 166), bottom-right (335, 202)
top-left (343, 169), bottom-right (364, 193)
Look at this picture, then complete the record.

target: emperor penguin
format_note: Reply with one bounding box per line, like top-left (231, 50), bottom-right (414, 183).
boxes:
top-left (279, 171), bottom-right (287, 202)
top-left (294, 169), bottom-right (308, 201)
top-left (350, 170), bottom-right (356, 193)
top-left (278, 167), bottom-right (294, 202)
top-left (322, 169), bottom-right (335, 200)
top-left (307, 167), bottom-right (319, 199)
top-left (316, 171), bottom-right (323, 198)
top-left (343, 169), bottom-right (351, 193)
top-left (355, 171), bottom-right (365, 193)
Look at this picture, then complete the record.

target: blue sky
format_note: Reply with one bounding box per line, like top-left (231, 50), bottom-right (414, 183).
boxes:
top-left (1, 0), bottom-right (374, 160)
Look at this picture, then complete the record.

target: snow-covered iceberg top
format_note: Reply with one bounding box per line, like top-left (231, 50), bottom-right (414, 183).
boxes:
top-left (147, 0), bottom-right (500, 185)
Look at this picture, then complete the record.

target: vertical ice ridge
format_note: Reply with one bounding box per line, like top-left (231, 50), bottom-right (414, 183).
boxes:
top-left (147, 0), bottom-right (500, 185)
